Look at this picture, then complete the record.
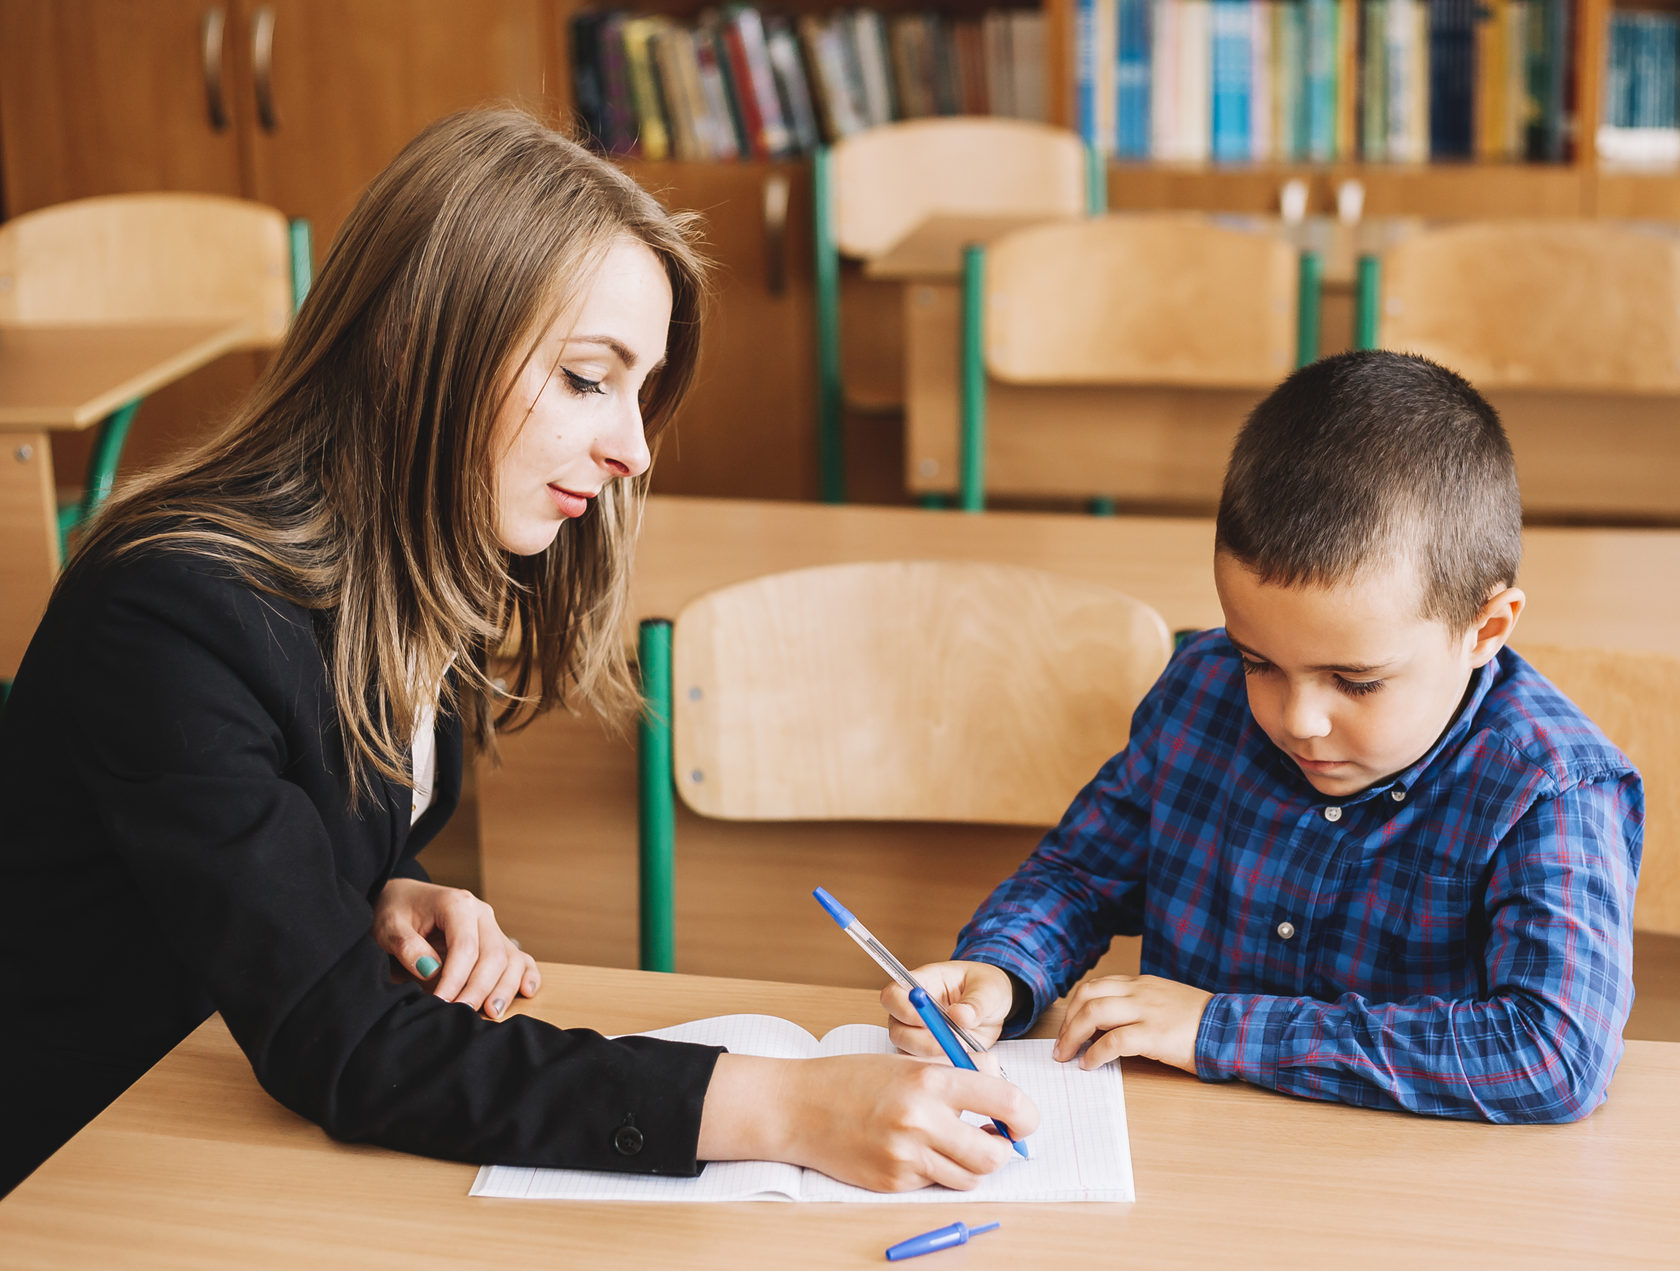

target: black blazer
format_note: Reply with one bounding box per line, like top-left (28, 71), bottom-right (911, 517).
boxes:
top-left (0, 543), bottom-right (719, 1194)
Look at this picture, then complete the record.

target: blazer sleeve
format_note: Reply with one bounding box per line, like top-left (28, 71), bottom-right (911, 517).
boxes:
top-left (67, 552), bottom-right (721, 1173)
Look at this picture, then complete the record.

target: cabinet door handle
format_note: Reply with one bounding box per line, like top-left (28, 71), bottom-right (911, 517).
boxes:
top-left (201, 6), bottom-right (228, 132)
top-left (252, 4), bottom-right (278, 133)
top-left (763, 171), bottom-right (790, 298)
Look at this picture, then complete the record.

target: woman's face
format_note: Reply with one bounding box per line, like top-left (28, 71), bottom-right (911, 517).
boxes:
top-left (491, 236), bottom-right (672, 556)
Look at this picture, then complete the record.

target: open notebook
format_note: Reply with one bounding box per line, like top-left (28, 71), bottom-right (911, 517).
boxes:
top-left (470, 1013), bottom-right (1134, 1203)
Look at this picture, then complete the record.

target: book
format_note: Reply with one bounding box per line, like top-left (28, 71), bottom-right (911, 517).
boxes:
top-left (470, 1013), bottom-right (1136, 1204)
top-left (1211, 0), bottom-right (1254, 162)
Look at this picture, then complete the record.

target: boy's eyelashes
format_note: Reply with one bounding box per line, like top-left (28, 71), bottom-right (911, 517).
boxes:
top-left (1238, 657), bottom-right (1385, 698)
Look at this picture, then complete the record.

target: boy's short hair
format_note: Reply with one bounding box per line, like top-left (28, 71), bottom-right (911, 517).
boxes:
top-left (1216, 349), bottom-right (1521, 632)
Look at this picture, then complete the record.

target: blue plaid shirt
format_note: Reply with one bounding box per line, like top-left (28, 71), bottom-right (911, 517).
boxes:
top-left (955, 630), bottom-right (1643, 1123)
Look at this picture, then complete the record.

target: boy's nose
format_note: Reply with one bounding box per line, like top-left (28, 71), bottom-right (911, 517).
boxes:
top-left (1281, 689), bottom-right (1332, 740)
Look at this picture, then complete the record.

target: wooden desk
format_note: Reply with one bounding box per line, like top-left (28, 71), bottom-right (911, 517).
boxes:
top-left (877, 212), bottom-right (1680, 519)
top-left (0, 320), bottom-right (250, 678)
top-left (3, 963), bottom-right (1675, 1268)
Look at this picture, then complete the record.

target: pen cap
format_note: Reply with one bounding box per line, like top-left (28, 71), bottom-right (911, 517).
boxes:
top-left (812, 886), bottom-right (855, 928)
top-left (886, 1222), bottom-right (1000, 1261)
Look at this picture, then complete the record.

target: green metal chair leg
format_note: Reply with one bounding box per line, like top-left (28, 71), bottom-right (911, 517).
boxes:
top-left (288, 218), bottom-right (313, 311)
top-left (1084, 143), bottom-right (1107, 215)
top-left (813, 147), bottom-right (845, 504)
top-left (1355, 254), bottom-right (1381, 351)
top-left (958, 244), bottom-right (987, 514)
top-left (637, 619), bottom-right (676, 973)
top-left (59, 398), bottom-right (141, 561)
top-left (1296, 249), bottom-right (1323, 368)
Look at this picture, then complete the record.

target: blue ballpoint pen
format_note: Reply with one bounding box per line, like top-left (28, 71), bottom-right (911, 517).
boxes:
top-left (909, 986), bottom-right (1030, 1159)
top-left (812, 886), bottom-right (1008, 1079)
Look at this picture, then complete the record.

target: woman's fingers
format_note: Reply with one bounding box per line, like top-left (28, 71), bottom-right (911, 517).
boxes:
top-left (480, 948), bottom-right (530, 1020)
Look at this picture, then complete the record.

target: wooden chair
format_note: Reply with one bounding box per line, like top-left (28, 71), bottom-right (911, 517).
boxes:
top-left (1353, 221), bottom-right (1680, 522)
top-left (956, 213), bottom-right (1320, 511)
top-left (633, 559), bottom-right (1172, 970)
top-left (1517, 644), bottom-right (1679, 940)
top-left (0, 192), bottom-right (311, 556)
top-left (813, 118), bottom-right (1098, 502)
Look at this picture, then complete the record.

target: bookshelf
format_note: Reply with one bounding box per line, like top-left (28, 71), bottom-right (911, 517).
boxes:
top-left (570, 0), bottom-right (1677, 218)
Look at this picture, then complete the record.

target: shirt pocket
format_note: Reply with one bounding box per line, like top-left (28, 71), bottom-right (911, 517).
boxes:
top-left (1376, 870), bottom-right (1478, 991)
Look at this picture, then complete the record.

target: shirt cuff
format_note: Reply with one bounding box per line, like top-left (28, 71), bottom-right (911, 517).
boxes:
top-left (1194, 993), bottom-right (1292, 1084)
top-left (950, 936), bottom-right (1058, 1039)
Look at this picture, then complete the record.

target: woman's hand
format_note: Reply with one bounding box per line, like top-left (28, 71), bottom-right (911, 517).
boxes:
top-left (1053, 974), bottom-right (1212, 1074)
top-left (881, 961), bottom-right (1016, 1072)
top-left (696, 1052), bottom-right (1039, 1193)
top-left (371, 878), bottom-right (539, 1019)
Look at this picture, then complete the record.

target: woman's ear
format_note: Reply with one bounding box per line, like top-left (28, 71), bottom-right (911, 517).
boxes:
top-left (1468, 587), bottom-right (1526, 668)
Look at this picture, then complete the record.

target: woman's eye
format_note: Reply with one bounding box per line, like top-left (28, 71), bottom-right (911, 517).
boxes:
top-left (561, 368), bottom-right (605, 396)
top-left (1240, 658), bottom-right (1273, 677)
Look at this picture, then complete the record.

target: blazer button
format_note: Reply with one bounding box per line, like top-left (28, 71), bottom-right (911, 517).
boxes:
top-left (613, 1115), bottom-right (644, 1156)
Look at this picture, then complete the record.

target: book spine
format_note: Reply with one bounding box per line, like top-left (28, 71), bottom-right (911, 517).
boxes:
top-left (1211, 0), bottom-right (1254, 162)
top-left (1117, 0), bottom-right (1154, 157)
top-left (1076, 0), bottom-right (1100, 144)
top-left (1096, 0), bottom-right (1119, 154)
top-left (1150, 0), bottom-right (1178, 157)
top-left (598, 16), bottom-right (639, 156)
top-left (1177, 0), bottom-right (1212, 160)
top-left (767, 20), bottom-right (820, 154)
top-left (1305, 0), bottom-right (1338, 160)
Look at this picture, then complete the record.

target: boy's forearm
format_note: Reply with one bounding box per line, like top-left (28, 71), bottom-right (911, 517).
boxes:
top-left (1194, 990), bottom-right (1621, 1124)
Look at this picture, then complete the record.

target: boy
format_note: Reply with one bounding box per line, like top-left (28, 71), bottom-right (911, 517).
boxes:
top-left (888, 350), bottom-right (1643, 1123)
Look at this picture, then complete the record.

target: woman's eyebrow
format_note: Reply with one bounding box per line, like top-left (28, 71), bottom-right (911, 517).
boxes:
top-left (563, 334), bottom-right (652, 371)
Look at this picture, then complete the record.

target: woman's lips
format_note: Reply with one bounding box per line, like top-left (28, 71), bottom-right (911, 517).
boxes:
top-left (547, 485), bottom-right (592, 518)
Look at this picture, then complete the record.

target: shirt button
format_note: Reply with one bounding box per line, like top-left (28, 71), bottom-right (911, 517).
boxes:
top-left (1323, 805), bottom-right (1343, 822)
top-left (612, 1117), bottom-right (644, 1157)
top-left (1276, 921), bottom-right (1296, 940)
top-left (1390, 787), bottom-right (1407, 802)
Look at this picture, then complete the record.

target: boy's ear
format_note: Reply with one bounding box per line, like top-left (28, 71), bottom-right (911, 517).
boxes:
top-left (1468, 587), bottom-right (1526, 668)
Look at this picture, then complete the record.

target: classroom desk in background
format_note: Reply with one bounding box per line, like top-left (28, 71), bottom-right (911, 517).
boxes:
top-left (867, 211), bottom-right (1680, 519)
top-left (863, 212), bottom-right (1407, 505)
top-left (480, 496), bottom-right (1680, 991)
top-left (1, 963), bottom-right (1674, 1269)
top-left (0, 319), bottom-right (253, 679)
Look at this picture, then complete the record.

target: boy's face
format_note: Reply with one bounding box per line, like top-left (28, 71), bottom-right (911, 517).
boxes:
top-left (1213, 552), bottom-right (1516, 798)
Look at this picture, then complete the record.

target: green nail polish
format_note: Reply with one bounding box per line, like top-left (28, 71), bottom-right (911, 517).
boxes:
top-left (416, 955), bottom-right (440, 978)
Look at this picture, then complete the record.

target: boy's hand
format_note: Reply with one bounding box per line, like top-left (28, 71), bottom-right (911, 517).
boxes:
top-left (371, 877), bottom-right (539, 1019)
top-left (1053, 974), bottom-right (1213, 1074)
top-left (881, 961), bottom-right (1015, 1071)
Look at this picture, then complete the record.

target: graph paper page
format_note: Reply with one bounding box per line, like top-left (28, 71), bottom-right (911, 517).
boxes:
top-left (471, 1017), bottom-right (1132, 1203)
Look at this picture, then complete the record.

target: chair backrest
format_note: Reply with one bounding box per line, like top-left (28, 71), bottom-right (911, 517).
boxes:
top-left (669, 560), bottom-right (1172, 825)
top-left (1377, 221), bottom-right (1680, 394)
top-left (982, 214), bottom-right (1300, 388)
top-left (0, 192), bottom-right (294, 347)
top-left (1517, 643), bottom-right (1679, 937)
top-left (831, 118), bottom-right (1088, 260)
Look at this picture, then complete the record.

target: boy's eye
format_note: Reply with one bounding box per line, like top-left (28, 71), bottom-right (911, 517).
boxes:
top-left (1239, 658), bottom-right (1274, 677)
top-left (1335, 677), bottom-right (1384, 698)
top-left (561, 368), bottom-right (605, 396)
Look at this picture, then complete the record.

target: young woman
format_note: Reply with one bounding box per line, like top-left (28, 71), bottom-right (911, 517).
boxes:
top-left (0, 108), bottom-right (1033, 1196)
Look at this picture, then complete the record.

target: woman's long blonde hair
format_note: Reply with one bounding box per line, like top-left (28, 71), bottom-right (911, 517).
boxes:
top-left (71, 107), bottom-right (707, 800)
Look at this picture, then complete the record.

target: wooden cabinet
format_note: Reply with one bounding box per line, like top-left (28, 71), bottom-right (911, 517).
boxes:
top-left (0, 0), bottom-right (557, 480)
top-left (230, 0), bottom-right (554, 256)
